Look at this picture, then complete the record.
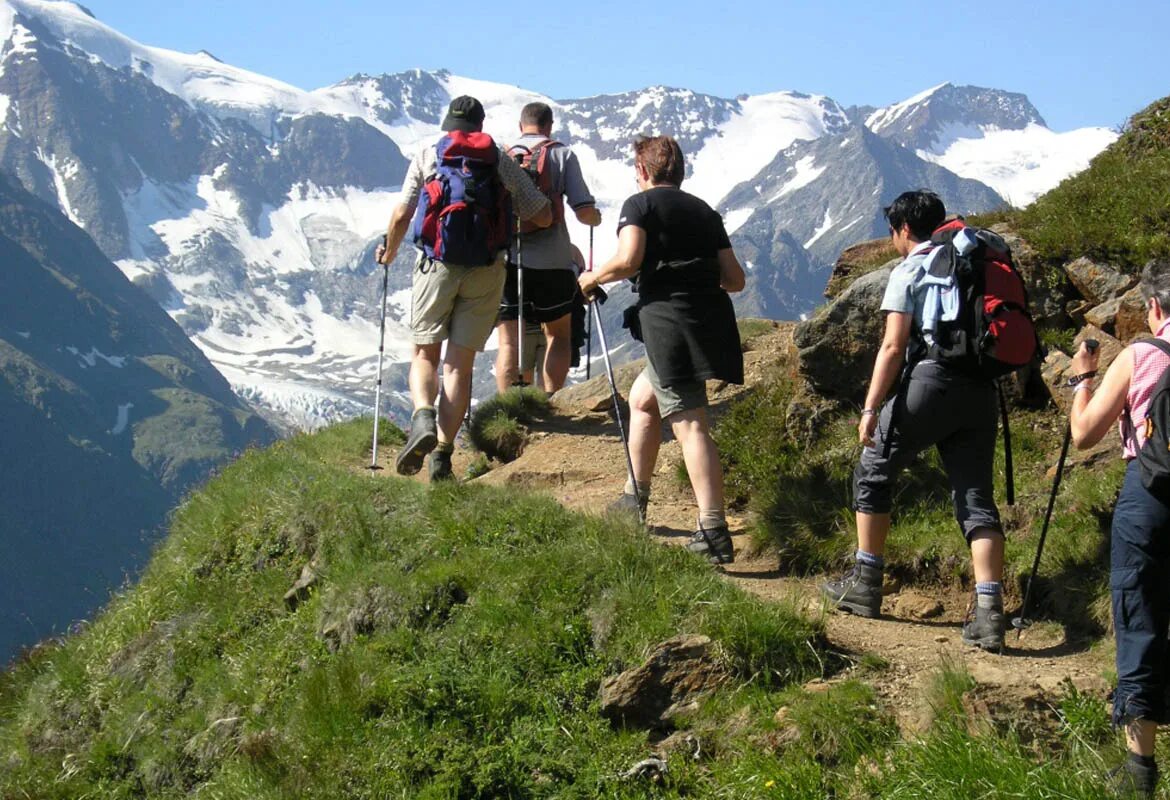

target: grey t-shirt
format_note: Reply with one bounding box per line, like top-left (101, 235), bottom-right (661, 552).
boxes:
top-left (509, 133), bottom-right (596, 271)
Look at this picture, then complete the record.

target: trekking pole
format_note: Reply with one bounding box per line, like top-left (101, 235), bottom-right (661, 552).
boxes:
top-left (514, 219), bottom-right (528, 388)
top-left (588, 286), bottom-right (642, 523)
top-left (585, 227), bottom-right (593, 380)
top-left (1012, 338), bottom-right (1099, 637)
top-left (369, 236), bottom-right (391, 471)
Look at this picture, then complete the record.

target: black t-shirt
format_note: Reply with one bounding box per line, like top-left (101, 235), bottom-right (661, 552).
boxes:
top-left (617, 186), bottom-right (731, 295)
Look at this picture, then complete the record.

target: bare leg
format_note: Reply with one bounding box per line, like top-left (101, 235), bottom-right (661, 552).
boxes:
top-left (969, 529), bottom-right (1005, 584)
top-left (541, 313), bottom-right (572, 393)
top-left (669, 407), bottom-right (724, 513)
top-left (856, 512), bottom-right (890, 557)
top-left (628, 373), bottom-right (661, 485)
top-left (494, 320), bottom-right (518, 393)
top-left (1127, 718), bottom-right (1157, 757)
top-left (409, 343), bottom-right (443, 410)
top-left (438, 343), bottom-right (476, 445)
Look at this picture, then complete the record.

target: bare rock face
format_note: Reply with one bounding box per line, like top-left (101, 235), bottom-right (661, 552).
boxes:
top-left (793, 266), bottom-right (892, 404)
top-left (1064, 257), bottom-right (1136, 306)
top-left (1114, 286), bottom-right (1149, 343)
top-left (1084, 297), bottom-right (1123, 334)
top-left (598, 635), bottom-right (729, 729)
top-left (824, 240), bottom-right (898, 300)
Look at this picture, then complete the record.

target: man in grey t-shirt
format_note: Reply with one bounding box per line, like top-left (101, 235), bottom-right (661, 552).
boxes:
top-left (494, 101), bottom-right (601, 393)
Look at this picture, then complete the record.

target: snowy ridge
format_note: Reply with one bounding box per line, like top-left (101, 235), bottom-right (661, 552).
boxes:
top-left (865, 82), bottom-right (950, 133)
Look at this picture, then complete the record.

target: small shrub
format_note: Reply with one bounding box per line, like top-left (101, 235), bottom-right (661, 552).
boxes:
top-left (467, 387), bottom-right (551, 462)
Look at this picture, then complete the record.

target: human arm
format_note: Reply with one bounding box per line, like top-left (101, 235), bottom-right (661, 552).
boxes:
top-left (562, 149), bottom-right (600, 227)
top-left (1070, 342), bottom-right (1131, 449)
top-left (717, 248), bottom-right (746, 293)
top-left (578, 224), bottom-right (644, 299)
top-left (859, 312), bottom-right (912, 446)
top-left (378, 202), bottom-right (414, 264)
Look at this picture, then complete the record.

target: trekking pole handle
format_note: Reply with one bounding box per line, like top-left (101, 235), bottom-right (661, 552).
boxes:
top-left (584, 285), bottom-right (608, 305)
top-left (1084, 339), bottom-right (1099, 354)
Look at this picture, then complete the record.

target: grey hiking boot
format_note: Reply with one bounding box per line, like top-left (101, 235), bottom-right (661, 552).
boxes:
top-left (608, 492), bottom-right (648, 523)
top-left (428, 448), bottom-right (454, 483)
top-left (961, 599), bottom-right (1006, 652)
top-left (686, 525), bottom-right (734, 565)
top-left (396, 408), bottom-right (437, 475)
top-left (1111, 758), bottom-right (1158, 799)
top-left (821, 564), bottom-right (883, 618)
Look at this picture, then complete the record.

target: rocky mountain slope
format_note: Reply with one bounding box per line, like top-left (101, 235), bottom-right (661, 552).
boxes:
top-left (0, 0), bottom-right (1117, 429)
top-left (0, 170), bottom-right (273, 663)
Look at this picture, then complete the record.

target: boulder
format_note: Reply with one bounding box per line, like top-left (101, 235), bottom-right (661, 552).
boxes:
top-left (794, 266), bottom-right (892, 404)
top-left (893, 591), bottom-right (944, 620)
top-left (552, 360), bottom-right (644, 415)
top-left (598, 635), bottom-right (729, 729)
top-left (1084, 297), bottom-right (1123, 334)
top-left (283, 556), bottom-right (321, 611)
top-left (1064, 257), bottom-right (1135, 306)
top-left (1114, 286), bottom-right (1148, 342)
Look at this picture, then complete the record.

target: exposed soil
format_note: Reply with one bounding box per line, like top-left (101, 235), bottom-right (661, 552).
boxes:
top-left (369, 323), bottom-right (1114, 736)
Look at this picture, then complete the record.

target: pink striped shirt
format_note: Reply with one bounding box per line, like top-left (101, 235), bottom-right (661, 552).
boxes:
top-left (1122, 319), bottom-right (1170, 458)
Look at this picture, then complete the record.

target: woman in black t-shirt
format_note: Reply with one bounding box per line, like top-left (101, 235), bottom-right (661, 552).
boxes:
top-left (579, 135), bottom-right (746, 564)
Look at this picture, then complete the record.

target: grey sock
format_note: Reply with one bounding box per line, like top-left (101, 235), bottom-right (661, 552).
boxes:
top-left (698, 509), bottom-right (726, 531)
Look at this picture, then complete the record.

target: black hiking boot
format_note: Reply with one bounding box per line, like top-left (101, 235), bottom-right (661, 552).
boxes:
top-left (685, 525), bottom-right (734, 565)
top-left (608, 492), bottom-right (648, 523)
top-left (428, 448), bottom-right (453, 483)
top-left (961, 599), bottom-right (1006, 652)
top-left (1110, 757), bottom-right (1158, 799)
top-left (821, 564), bottom-right (883, 618)
top-left (396, 408), bottom-right (437, 476)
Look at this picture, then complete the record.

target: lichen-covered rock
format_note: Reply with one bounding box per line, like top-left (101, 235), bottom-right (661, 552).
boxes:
top-left (598, 635), bottom-right (729, 729)
top-left (1064, 257), bottom-right (1136, 306)
top-left (1114, 286), bottom-right (1149, 342)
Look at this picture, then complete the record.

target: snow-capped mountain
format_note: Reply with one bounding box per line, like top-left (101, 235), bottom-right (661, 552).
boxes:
top-left (0, 0), bottom-right (1118, 429)
top-left (866, 82), bottom-right (1117, 205)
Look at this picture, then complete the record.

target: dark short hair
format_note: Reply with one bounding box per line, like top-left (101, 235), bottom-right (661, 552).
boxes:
top-left (883, 190), bottom-right (946, 241)
top-left (634, 135), bottom-right (685, 187)
top-left (520, 102), bottom-right (553, 129)
top-left (1140, 259), bottom-right (1170, 313)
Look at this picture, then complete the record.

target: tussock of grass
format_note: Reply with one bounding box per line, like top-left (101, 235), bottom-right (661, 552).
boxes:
top-left (468, 386), bottom-right (551, 462)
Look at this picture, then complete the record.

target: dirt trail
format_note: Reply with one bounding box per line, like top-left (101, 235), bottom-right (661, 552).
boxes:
top-left (380, 323), bottom-right (1113, 733)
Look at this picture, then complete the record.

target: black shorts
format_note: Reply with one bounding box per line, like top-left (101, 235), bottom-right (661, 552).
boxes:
top-left (498, 265), bottom-right (577, 324)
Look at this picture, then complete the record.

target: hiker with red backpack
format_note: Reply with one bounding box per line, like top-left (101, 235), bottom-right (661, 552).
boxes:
top-left (494, 102), bottom-right (601, 394)
top-left (822, 190), bottom-right (1038, 653)
top-left (1067, 260), bottom-right (1170, 799)
top-left (377, 96), bottom-right (551, 481)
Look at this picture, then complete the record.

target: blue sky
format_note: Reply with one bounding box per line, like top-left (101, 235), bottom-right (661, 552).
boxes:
top-left (84, 0), bottom-right (1165, 131)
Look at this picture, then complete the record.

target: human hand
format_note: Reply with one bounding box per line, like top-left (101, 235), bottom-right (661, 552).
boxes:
top-left (859, 411), bottom-right (879, 448)
top-left (1071, 338), bottom-right (1101, 376)
top-left (578, 272), bottom-right (599, 302)
top-left (376, 235), bottom-right (391, 266)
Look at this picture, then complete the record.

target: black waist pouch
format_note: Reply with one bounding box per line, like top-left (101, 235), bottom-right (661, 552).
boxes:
top-left (622, 304), bottom-right (644, 343)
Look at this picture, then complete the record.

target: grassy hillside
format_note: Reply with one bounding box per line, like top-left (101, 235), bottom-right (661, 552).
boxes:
top-left (0, 420), bottom-right (1131, 798)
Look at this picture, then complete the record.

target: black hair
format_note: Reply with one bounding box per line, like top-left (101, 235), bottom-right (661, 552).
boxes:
top-left (520, 102), bottom-right (553, 129)
top-left (883, 190), bottom-right (946, 241)
top-left (1140, 259), bottom-right (1170, 314)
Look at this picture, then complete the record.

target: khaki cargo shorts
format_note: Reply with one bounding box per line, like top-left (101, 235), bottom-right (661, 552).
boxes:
top-left (410, 252), bottom-right (507, 351)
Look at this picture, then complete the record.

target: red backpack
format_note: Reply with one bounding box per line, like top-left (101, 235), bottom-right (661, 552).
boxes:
top-left (508, 139), bottom-right (564, 234)
top-left (917, 219), bottom-right (1039, 379)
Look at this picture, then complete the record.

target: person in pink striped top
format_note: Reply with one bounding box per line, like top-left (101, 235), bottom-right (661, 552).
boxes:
top-left (1070, 258), bottom-right (1170, 799)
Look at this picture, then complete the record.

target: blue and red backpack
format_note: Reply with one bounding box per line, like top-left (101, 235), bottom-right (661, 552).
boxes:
top-left (411, 132), bottom-right (512, 267)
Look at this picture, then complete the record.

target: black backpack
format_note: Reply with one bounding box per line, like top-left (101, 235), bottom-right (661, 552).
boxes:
top-left (1126, 338), bottom-right (1170, 500)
